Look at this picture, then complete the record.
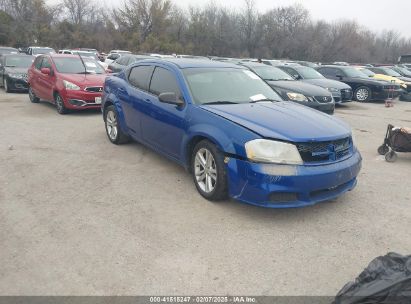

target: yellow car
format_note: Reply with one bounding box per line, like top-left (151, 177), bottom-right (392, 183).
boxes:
top-left (355, 67), bottom-right (407, 90)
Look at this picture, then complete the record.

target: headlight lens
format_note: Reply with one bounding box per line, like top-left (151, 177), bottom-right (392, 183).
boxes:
top-left (245, 139), bottom-right (303, 165)
top-left (63, 80), bottom-right (80, 90)
top-left (286, 92), bottom-right (309, 102)
top-left (8, 73), bottom-right (24, 79)
top-left (327, 87), bottom-right (339, 93)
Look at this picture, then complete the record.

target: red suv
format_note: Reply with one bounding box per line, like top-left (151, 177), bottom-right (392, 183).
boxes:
top-left (28, 54), bottom-right (107, 114)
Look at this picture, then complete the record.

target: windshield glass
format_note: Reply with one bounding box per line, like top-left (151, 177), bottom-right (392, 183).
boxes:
top-left (342, 67), bottom-right (367, 78)
top-left (32, 48), bottom-right (55, 55)
top-left (359, 68), bottom-right (375, 77)
top-left (382, 68), bottom-right (401, 77)
top-left (5, 56), bottom-right (34, 68)
top-left (251, 66), bottom-right (294, 81)
top-left (297, 67), bottom-right (325, 79)
top-left (183, 68), bottom-right (282, 104)
top-left (53, 57), bottom-right (105, 74)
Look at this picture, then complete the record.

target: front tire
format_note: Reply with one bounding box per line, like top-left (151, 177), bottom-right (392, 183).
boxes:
top-left (55, 93), bottom-right (68, 114)
top-left (354, 86), bottom-right (371, 102)
top-left (104, 105), bottom-right (130, 144)
top-left (378, 144), bottom-right (389, 155)
top-left (192, 140), bottom-right (228, 201)
top-left (4, 78), bottom-right (11, 93)
top-left (28, 86), bottom-right (40, 103)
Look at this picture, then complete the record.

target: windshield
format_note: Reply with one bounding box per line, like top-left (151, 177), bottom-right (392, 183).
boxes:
top-left (342, 67), bottom-right (367, 78)
top-left (381, 68), bottom-right (401, 77)
top-left (32, 48), bottom-right (55, 55)
top-left (359, 68), bottom-right (375, 77)
top-left (5, 56), bottom-right (34, 68)
top-left (297, 67), bottom-right (325, 79)
top-left (183, 68), bottom-right (282, 104)
top-left (53, 57), bottom-right (105, 74)
top-left (252, 66), bottom-right (294, 81)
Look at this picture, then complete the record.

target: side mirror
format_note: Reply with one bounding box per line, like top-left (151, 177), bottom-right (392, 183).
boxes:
top-left (159, 92), bottom-right (184, 106)
top-left (41, 67), bottom-right (51, 75)
top-left (293, 74), bottom-right (301, 80)
top-left (336, 74), bottom-right (343, 80)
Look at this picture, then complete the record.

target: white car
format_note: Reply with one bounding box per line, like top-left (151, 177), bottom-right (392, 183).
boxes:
top-left (57, 50), bottom-right (108, 69)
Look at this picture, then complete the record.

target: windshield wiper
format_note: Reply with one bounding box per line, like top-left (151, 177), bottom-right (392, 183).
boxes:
top-left (76, 71), bottom-right (92, 74)
top-left (249, 98), bottom-right (280, 103)
top-left (5, 65), bottom-right (16, 67)
top-left (202, 101), bottom-right (239, 105)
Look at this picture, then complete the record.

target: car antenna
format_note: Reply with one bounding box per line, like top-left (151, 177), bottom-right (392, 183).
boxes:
top-left (77, 52), bottom-right (87, 74)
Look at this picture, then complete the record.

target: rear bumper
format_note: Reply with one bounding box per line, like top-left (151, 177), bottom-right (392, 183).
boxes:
top-left (226, 150), bottom-right (362, 208)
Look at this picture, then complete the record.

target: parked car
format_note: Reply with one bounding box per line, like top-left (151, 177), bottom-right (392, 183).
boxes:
top-left (26, 46), bottom-right (56, 57)
top-left (105, 50), bottom-right (131, 65)
top-left (0, 46), bottom-right (19, 56)
top-left (0, 54), bottom-right (34, 92)
top-left (58, 50), bottom-right (109, 69)
top-left (108, 54), bottom-right (152, 73)
top-left (317, 65), bottom-right (402, 102)
top-left (28, 54), bottom-right (107, 114)
top-left (241, 63), bottom-right (335, 114)
top-left (355, 67), bottom-right (408, 90)
top-left (368, 66), bottom-right (411, 83)
top-left (101, 59), bottom-right (361, 208)
top-left (390, 65), bottom-right (411, 78)
top-left (278, 65), bottom-right (353, 103)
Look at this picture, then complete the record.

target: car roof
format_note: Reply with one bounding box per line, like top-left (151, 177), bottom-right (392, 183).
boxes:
top-left (139, 58), bottom-right (243, 69)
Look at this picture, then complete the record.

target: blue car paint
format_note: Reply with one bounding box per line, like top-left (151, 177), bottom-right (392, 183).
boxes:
top-left (102, 59), bottom-right (362, 208)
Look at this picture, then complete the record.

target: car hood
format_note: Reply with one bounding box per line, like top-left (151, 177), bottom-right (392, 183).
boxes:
top-left (266, 80), bottom-right (331, 96)
top-left (372, 74), bottom-right (405, 85)
top-left (200, 102), bottom-right (350, 142)
top-left (5, 67), bottom-right (29, 74)
top-left (302, 78), bottom-right (351, 90)
top-left (58, 73), bottom-right (107, 87)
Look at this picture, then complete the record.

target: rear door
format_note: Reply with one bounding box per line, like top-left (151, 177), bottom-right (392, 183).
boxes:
top-left (142, 66), bottom-right (186, 159)
top-left (118, 65), bottom-right (154, 140)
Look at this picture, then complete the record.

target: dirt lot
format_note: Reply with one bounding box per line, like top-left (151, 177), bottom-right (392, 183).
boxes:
top-left (0, 90), bottom-right (410, 296)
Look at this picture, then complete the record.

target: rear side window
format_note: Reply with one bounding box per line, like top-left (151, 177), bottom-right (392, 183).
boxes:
top-left (34, 57), bottom-right (43, 70)
top-left (149, 67), bottom-right (181, 98)
top-left (128, 65), bottom-right (154, 91)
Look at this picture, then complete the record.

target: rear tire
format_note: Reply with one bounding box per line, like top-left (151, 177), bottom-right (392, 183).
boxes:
top-left (378, 145), bottom-right (389, 155)
top-left (28, 86), bottom-right (40, 103)
top-left (191, 140), bottom-right (228, 201)
top-left (104, 105), bottom-right (130, 144)
top-left (385, 151), bottom-right (398, 162)
top-left (55, 93), bottom-right (68, 114)
top-left (354, 86), bottom-right (371, 102)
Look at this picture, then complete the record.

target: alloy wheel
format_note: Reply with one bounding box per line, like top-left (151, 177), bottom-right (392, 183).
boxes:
top-left (56, 95), bottom-right (64, 112)
top-left (356, 88), bottom-right (369, 101)
top-left (194, 148), bottom-right (217, 193)
top-left (106, 110), bottom-right (118, 141)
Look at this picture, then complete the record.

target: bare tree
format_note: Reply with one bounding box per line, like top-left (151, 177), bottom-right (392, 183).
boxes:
top-left (63, 0), bottom-right (94, 25)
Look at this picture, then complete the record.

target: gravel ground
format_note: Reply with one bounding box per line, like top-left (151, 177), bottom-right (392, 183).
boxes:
top-left (0, 90), bottom-right (410, 296)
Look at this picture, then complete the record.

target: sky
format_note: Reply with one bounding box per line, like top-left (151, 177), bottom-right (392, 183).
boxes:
top-left (49, 0), bottom-right (411, 38)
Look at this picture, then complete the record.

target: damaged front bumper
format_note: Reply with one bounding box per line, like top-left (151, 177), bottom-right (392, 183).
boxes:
top-left (226, 150), bottom-right (362, 208)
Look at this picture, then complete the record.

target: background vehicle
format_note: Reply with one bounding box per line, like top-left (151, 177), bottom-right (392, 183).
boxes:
top-left (242, 63), bottom-right (335, 114)
top-left (390, 66), bottom-right (411, 78)
top-left (0, 47), bottom-right (19, 57)
top-left (0, 54), bottom-right (34, 92)
top-left (28, 54), bottom-right (107, 114)
top-left (317, 65), bottom-right (401, 102)
top-left (105, 50), bottom-right (131, 65)
top-left (101, 59), bottom-right (361, 208)
top-left (278, 65), bottom-right (352, 103)
top-left (356, 67), bottom-right (408, 90)
top-left (26, 47), bottom-right (56, 57)
top-left (58, 50), bottom-right (108, 69)
top-left (368, 67), bottom-right (411, 83)
top-left (108, 54), bottom-right (152, 73)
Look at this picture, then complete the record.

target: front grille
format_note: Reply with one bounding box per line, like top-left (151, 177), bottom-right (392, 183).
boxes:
top-left (314, 96), bottom-right (333, 103)
top-left (85, 86), bottom-right (103, 93)
top-left (341, 88), bottom-right (353, 100)
top-left (296, 137), bottom-right (352, 163)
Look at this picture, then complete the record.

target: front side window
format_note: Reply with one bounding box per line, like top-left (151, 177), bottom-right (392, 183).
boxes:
top-left (149, 67), bottom-right (181, 98)
top-left (183, 68), bottom-right (282, 104)
top-left (128, 65), bottom-right (154, 91)
top-left (40, 58), bottom-right (52, 69)
top-left (34, 57), bottom-right (43, 70)
top-left (342, 68), bottom-right (367, 78)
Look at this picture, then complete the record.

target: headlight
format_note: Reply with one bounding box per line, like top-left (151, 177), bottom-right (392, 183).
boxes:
top-left (286, 92), bottom-right (309, 102)
top-left (8, 73), bottom-right (24, 79)
top-left (245, 139), bottom-right (303, 165)
top-left (63, 80), bottom-right (80, 90)
top-left (327, 87), bottom-right (339, 93)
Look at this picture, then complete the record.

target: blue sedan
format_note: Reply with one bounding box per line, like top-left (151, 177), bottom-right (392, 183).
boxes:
top-left (101, 59), bottom-right (362, 208)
